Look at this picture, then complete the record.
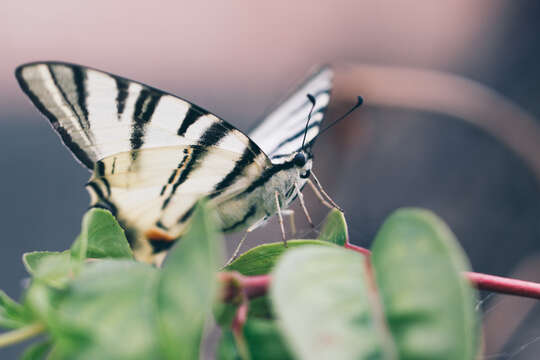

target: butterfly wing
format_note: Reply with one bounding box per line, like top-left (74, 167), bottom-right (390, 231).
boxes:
top-left (248, 66), bottom-right (333, 161)
top-left (16, 62), bottom-right (271, 260)
top-left (16, 62), bottom-right (269, 167)
top-left (88, 144), bottom-right (267, 255)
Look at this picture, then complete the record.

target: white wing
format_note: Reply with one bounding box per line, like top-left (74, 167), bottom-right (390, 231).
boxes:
top-left (16, 62), bottom-right (267, 168)
top-left (249, 66), bottom-right (333, 160)
top-left (16, 62), bottom-right (271, 259)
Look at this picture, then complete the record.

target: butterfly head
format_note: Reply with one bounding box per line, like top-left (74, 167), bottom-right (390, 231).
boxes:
top-left (292, 150), bottom-right (312, 179)
top-left (293, 152), bottom-right (307, 167)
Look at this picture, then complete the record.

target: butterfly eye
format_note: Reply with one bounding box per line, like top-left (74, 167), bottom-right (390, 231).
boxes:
top-left (293, 153), bottom-right (307, 167)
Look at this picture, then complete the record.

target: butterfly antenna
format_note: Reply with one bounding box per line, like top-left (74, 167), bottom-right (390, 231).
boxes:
top-left (316, 96), bottom-right (364, 140)
top-left (301, 94), bottom-right (317, 150)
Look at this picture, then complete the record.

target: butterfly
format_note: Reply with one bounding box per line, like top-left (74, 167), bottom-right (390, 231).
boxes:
top-left (16, 62), bottom-right (336, 264)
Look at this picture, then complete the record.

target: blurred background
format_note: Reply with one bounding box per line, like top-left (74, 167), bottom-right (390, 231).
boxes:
top-left (1, 0), bottom-right (540, 358)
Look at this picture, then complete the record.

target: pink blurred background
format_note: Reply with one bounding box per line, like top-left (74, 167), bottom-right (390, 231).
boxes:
top-left (1, 1), bottom-right (505, 120)
top-left (1, 1), bottom-right (540, 358)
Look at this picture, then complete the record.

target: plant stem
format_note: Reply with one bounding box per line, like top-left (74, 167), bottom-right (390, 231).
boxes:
top-left (0, 323), bottom-right (45, 348)
top-left (343, 241), bottom-right (540, 300)
top-left (241, 275), bottom-right (270, 299)
top-left (466, 272), bottom-right (540, 299)
top-left (220, 242), bottom-right (540, 302)
top-left (232, 291), bottom-right (250, 360)
top-left (344, 242), bottom-right (371, 256)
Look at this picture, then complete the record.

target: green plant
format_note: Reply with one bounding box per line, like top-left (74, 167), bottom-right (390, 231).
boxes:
top-left (0, 201), bottom-right (537, 359)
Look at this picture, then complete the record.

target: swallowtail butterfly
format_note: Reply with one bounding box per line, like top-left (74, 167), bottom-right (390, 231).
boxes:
top-left (16, 62), bottom-right (333, 263)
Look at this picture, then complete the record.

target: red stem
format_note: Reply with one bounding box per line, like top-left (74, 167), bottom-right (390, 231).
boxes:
top-left (231, 299), bottom-right (250, 359)
top-left (242, 275), bottom-right (271, 299)
top-left (343, 241), bottom-right (540, 300)
top-left (466, 272), bottom-right (540, 299)
top-left (232, 300), bottom-right (249, 334)
top-left (344, 242), bottom-right (371, 256)
top-left (221, 242), bottom-right (540, 302)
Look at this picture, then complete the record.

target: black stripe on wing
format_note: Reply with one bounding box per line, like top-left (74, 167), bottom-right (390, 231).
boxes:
top-left (15, 66), bottom-right (95, 168)
top-left (149, 238), bottom-right (176, 253)
top-left (130, 89), bottom-right (162, 155)
top-left (222, 204), bottom-right (257, 232)
top-left (247, 66), bottom-right (332, 133)
top-left (86, 181), bottom-right (118, 216)
top-left (177, 203), bottom-right (197, 224)
top-left (247, 66), bottom-right (332, 160)
top-left (265, 109), bottom-right (326, 156)
top-left (209, 145), bottom-right (263, 199)
top-left (161, 122), bottom-right (232, 210)
top-left (115, 78), bottom-right (129, 120)
top-left (160, 148), bottom-right (190, 196)
top-left (47, 64), bottom-right (94, 145)
top-left (177, 105), bottom-right (209, 136)
top-left (240, 161), bottom-right (297, 196)
top-left (72, 66), bottom-right (90, 123)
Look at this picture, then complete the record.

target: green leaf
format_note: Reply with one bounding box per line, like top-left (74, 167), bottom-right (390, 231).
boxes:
top-left (318, 209), bottom-right (348, 246)
top-left (21, 339), bottom-right (52, 360)
top-left (70, 236), bottom-right (87, 262)
top-left (271, 246), bottom-right (393, 360)
top-left (214, 301), bottom-right (239, 328)
top-left (217, 319), bottom-right (293, 360)
top-left (71, 208), bottom-right (132, 260)
top-left (222, 240), bottom-right (336, 324)
top-left (214, 295), bottom-right (273, 329)
top-left (217, 329), bottom-right (239, 360)
top-left (244, 319), bottom-right (293, 360)
top-left (23, 251), bottom-right (68, 277)
top-left (371, 208), bottom-right (479, 360)
top-left (0, 290), bottom-right (30, 329)
top-left (226, 240), bottom-right (335, 276)
top-left (24, 283), bottom-right (61, 328)
top-left (245, 297), bottom-right (272, 319)
top-left (21, 201), bottom-right (223, 359)
top-left (23, 251), bottom-right (78, 288)
top-left (156, 200), bottom-right (225, 359)
top-left (41, 260), bottom-right (161, 359)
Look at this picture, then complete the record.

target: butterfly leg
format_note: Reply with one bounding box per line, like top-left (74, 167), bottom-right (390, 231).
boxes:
top-left (309, 171), bottom-right (344, 212)
top-left (306, 179), bottom-right (334, 209)
top-left (294, 182), bottom-right (314, 228)
top-left (275, 191), bottom-right (288, 247)
top-left (288, 211), bottom-right (296, 236)
top-left (279, 209), bottom-right (296, 236)
top-left (225, 231), bottom-right (250, 267)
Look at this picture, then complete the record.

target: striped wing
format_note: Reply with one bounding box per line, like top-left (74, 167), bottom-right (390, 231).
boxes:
top-left (88, 145), bottom-right (266, 249)
top-left (16, 62), bottom-right (267, 168)
top-left (248, 66), bottom-right (333, 161)
top-left (16, 62), bottom-right (271, 259)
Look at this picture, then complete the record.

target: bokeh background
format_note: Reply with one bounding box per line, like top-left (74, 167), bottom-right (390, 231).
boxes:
top-left (2, 1), bottom-right (540, 358)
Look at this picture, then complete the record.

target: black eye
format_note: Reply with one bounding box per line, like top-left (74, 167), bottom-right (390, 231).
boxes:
top-left (293, 153), bottom-right (306, 167)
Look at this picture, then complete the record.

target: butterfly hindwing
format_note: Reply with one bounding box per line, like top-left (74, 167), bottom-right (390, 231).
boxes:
top-left (88, 145), bottom-right (266, 240)
top-left (248, 66), bottom-right (333, 161)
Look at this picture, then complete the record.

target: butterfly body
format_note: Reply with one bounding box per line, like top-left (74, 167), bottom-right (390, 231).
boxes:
top-left (216, 151), bottom-right (313, 231)
top-left (16, 62), bottom-right (331, 263)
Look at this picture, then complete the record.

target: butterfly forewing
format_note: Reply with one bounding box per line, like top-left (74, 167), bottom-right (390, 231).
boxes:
top-left (249, 66), bottom-right (333, 161)
top-left (16, 63), bottom-right (264, 164)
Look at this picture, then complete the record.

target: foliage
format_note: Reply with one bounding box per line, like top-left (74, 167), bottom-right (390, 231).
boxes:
top-left (0, 206), bottom-right (480, 359)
